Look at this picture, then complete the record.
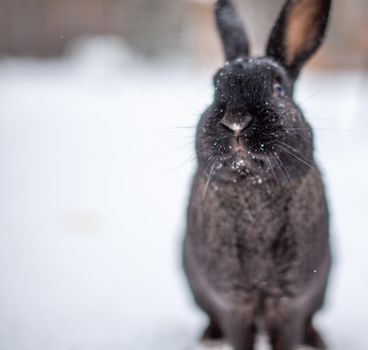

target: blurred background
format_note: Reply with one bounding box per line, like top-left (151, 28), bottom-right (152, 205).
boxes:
top-left (0, 1), bottom-right (367, 350)
top-left (0, 0), bottom-right (367, 67)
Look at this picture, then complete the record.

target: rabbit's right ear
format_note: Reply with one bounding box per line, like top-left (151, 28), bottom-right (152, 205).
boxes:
top-left (215, 0), bottom-right (250, 61)
top-left (266, 0), bottom-right (332, 80)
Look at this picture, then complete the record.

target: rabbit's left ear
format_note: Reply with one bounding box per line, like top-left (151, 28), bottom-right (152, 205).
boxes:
top-left (266, 0), bottom-right (332, 79)
top-left (215, 0), bottom-right (250, 61)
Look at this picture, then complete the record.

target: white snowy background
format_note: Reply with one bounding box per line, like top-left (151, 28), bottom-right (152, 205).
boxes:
top-left (0, 39), bottom-right (367, 350)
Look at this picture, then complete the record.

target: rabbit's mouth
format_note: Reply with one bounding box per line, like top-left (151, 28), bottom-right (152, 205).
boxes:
top-left (226, 135), bottom-right (264, 172)
top-left (230, 150), bottom-right (256, 174)
top-left (197, 127), bottom-right (282, 182)
top-left (210, 149), bottom-right (269, 181)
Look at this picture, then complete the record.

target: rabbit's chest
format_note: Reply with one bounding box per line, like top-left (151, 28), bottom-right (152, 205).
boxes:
top-left (191, 181), bottom-right (301, 296)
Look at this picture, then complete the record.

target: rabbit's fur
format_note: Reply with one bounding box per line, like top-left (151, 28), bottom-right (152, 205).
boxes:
top-left (183, 1), bottom-right (332, 349)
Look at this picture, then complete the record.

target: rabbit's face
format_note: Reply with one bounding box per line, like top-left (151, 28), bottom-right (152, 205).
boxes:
top-left (196, 57), bottom-right (313, 183)
top-left (196, 0), bottom-right (331, 183)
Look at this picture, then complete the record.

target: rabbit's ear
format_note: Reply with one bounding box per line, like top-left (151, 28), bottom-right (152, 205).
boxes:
top-left (215, 0), bottom-right (250, 61)
top-left (266, 0), bottom-right (331, 79)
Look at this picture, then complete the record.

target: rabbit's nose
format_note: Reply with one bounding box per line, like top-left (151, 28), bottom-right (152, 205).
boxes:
top-left (221, 114), bottom-right (252, 133)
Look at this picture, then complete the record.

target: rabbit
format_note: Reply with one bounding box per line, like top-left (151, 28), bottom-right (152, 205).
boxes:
top-left (182, 0), bottom-right (333, 350)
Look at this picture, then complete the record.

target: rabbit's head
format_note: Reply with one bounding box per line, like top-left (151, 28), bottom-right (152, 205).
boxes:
top-left (196, 0), bottom-right (331, 183)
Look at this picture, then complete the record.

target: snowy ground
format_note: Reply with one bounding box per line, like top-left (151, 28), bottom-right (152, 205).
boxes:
top-left (0, 40), bottom-right (367, 350)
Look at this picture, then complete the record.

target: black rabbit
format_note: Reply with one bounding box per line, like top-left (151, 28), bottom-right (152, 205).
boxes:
top-left (183, 0), bottom-right (332, 349)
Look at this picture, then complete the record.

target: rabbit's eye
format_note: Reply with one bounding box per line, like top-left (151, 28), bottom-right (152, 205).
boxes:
top-left (272, 79), bottom-right (285, 98)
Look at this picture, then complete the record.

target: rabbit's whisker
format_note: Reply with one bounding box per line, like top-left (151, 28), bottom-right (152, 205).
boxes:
top-left (163, 153), bottom-right (197, 173)
top-left (284, 127), bottom-right (354, 132)
top-left (276, 141), bottom-right (312, 162)
top-left (155, 141), bottom-right (195, 159)
top-left (169, 126), bottom-right (196, 130)
top-left (202, 161), bottom-right (216, 201)
top-left (159, 82), bottom-right (202, 115)
top-left (172, 135), bottom-right (196, 141)
top-left (270, 153), bottom-right (288, 184)
top-left (275, 144), bottom-right (317, 172)
top-left (265, 155), bottom-right (279, 186)
top-left (276, 153), bottom-right (293, 184)
top-left (299, 88), bottom-right (325, 105)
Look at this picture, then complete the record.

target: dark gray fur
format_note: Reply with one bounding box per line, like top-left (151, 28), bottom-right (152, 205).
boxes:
top-left (215, 0), bottom-right (249, 60)
top-left (182, 1), bottom-right (332, 349)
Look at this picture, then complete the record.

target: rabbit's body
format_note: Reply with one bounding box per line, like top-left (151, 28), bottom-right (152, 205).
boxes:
top-left (183, 0), bottom-right (333, 349)
top-left (184, 168), bottom-right (330, 349)
top-left (185, 168), bottom-right (330, 300)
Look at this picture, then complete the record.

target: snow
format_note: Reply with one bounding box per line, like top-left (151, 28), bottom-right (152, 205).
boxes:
top-left (0, 40), bottom-right (367, 350)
